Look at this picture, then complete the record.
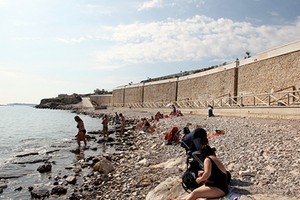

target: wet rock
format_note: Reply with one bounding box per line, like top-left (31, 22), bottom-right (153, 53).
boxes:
top-left (37, 163), bottom-right (52, 173)
top-left (15, 152), bottom-right (39, 157)
top-left (66, 176), bottom-right (77, 184)
top-left (0, 181), bottom-right (7, 189)
top-left (14, 186), bottom-right (22, 191)
top-left (51, 186), bottom-right (67, 195)
top-left (30, 188), bottom-right (50, 199)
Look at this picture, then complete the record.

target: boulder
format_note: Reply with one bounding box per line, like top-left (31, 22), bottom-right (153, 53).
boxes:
top-left (37, 163), bottom-right (52, 173)
top-left (30, 188), bottom-right (50, 199)
top-left (66, 176), bottom-right (77, 185)
top-left (93, 158), bottom-right (114, 174)
top-left (51, 186), bottom-right (67, 195)
top-left (146, 176), bottom-right (186, 200)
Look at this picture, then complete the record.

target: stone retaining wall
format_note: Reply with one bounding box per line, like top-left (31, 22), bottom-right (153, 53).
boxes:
top-left (111, 40), bottom-right (300, 107)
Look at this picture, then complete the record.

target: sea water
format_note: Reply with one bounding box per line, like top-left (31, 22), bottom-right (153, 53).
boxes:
top-left (0, 105), bottom-right (107, 199)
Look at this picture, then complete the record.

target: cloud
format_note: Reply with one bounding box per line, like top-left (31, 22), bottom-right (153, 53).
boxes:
top-left (269, 11), bottom-right (279, 17)
top-left (93, 63), bottom-right (125, 71)
top-left (95, 15), bottom-right (300, 66)
top-left (138, 0), bottom-right (163, 11)
top-left (56, 37), bottom-right (88, 43)
top-left (0, 0), bottom-right (8, 7)
top-left (79, 4), bottom-right (112, 16)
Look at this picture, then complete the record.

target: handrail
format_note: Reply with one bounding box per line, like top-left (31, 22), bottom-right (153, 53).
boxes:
top-left (109, 90), bottom-right (300, 109)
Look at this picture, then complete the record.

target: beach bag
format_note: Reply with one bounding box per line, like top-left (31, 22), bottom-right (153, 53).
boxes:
top-left (181, 169), bottom-right (202, 192)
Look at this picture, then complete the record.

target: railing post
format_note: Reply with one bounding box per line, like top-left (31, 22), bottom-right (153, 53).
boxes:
top-left (233, 58), bottom-right (239, 105)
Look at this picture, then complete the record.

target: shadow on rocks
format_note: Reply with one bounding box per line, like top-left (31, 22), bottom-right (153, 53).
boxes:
top-left (230, 178), bottom-right (252, 187)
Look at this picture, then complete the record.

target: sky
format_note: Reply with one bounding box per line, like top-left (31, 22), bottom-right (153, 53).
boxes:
top-left (0, 0), bottom-right (300, 104)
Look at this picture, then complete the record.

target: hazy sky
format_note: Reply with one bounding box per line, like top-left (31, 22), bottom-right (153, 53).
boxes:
top-left (0, 0), bottom-right (299, 104)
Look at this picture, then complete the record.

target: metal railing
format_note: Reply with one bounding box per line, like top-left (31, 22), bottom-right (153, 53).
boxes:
top-left (109, 90), bottom-right (300, 109)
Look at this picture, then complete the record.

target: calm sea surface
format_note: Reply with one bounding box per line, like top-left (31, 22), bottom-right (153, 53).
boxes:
top-left (0, 105), bottom-right (107, 199)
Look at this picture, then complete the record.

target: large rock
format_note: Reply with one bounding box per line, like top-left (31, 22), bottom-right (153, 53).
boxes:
top-left (30, 188), bottom-right (50, 199)
top-left (37, 163), bottom-right (52, 173)
top-left (93, 158), bottom-right (114, 174)
top-left (146, 176), bottom-right (186, 200)
top-left (51, 186), bottom-right (67, 195)
top-left (66, 175), bottom-right (77, 184)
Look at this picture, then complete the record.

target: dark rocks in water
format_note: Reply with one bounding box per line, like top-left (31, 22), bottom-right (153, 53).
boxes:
top-left (70, 148), bottom-right (80, 154)
top-left (85, 156), bottom-right (95, 162)
top-left (51, 186), bottom-right (67, 195)
top-left (90, 147), bottom-right (97, 151)
top-left (68, 192), bottom-right (82, 200)
top-left (46, 149), bottom-right (60, 154)
top-left (0, 181), bottom-right (7, 189)
top-left (14, 186), bottom-right (22, 191)
top-left (35, 94), bottom-right (82, 109)
top-left (0, 188), bottom-right (2, 193)
top-left (97, 137), bottom-right (114, 143)
top-left (13, 155), bottom-right (51, 164)
top-left (30, 188), bottom-right (50, 199)
top-left (88, 130), bottom-right (101, 135)
top-left (15, 152), bottom-right (39, 157)
top-left (37, 163), bottom-right (52, 173)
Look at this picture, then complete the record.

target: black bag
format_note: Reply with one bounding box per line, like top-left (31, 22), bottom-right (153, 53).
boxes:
top-left (181, 169), bottom-right (202, 192)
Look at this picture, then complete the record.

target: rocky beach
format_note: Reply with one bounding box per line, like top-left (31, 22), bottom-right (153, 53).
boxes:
top-left (2, 104), bottom-right (299, 200)
top-left (65, 106), bottom-right (300, 200)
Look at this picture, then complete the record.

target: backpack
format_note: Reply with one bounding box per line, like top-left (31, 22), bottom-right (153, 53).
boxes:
top-left (181, 169), bottom-right (202, 192)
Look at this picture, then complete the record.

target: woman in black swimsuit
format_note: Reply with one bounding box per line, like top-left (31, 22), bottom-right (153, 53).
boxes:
top-left (172, 145), bottom-right (228, 200)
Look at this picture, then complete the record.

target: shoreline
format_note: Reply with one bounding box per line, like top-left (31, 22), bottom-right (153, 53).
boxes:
top-left (68, 105), bottom-right (300, 200)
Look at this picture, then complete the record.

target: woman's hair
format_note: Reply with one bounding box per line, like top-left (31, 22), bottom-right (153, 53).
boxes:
top-left (199, 145), bottom-right (216, 162)
top-left (193, 128), bottom-right (208, 145)
top-left (74, 116), bottom-right (81, 122)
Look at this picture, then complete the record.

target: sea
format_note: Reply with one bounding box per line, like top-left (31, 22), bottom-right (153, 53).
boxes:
top-left (0, 105), bottom-right (112, 199)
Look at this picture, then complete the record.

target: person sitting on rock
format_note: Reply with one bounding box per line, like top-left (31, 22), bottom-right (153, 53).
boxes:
top-left (141, 118), bottom-right (151, 132)
top-left (164, 127), bottom-right (180, 145)
top-left (170, 145), bottom-right (228, 200)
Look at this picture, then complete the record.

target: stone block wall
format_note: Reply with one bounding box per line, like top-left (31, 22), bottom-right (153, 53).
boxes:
top-left (143, 81), bottom-right (177, 103)
top-left (111, 41), bottom-right (300, 107)
top-left (124, 86), bottom-right (144, 104)
top-left (238, 50), bottom-right (300, 95)
top-left (90, 95), bottom-right (112, 106)
top-left (112, 88), bottom-right (125, 105)
top-left (178, 68), bottom-right (235, 101)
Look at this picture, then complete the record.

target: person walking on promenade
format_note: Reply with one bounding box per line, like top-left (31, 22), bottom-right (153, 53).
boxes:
top-left (74, 116), bottom-right (87, 147)
top-left (119, 113), bottom-right (125, 137)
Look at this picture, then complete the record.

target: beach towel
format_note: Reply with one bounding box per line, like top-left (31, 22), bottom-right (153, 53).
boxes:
top-left (207, 133), bottom-right (224, 139)
top-left (208, 187), bottom-right (240, 200)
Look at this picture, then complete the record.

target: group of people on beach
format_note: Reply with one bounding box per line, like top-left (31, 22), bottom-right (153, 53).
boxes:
top-left (74, 112), bottom-right (126, 147)
top-left (74, 106), bottom-right (226, 200)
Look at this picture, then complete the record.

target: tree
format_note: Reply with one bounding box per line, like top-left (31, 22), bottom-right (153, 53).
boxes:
top-left (244, 51), bottom-right (251, 59)
top-left (94, 88), bottom-right (112, 95)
